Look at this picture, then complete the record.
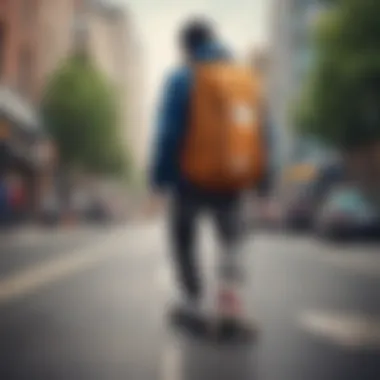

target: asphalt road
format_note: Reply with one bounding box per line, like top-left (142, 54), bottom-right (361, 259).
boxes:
top-left (0, 221), bottom-right (379, 380)
top-left (0, 226), bottom-right (115, 278)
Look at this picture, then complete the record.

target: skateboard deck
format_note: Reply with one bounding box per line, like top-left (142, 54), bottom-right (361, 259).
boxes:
top-left (169, 308), bottom-right (258, 345)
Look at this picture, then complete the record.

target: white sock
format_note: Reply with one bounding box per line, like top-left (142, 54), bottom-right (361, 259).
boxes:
top-left (217, 242), bottom-right (247, 317)
top-left (219, 241), bottom-right (247, 284)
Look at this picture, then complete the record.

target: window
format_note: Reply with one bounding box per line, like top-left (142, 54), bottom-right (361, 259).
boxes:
top-left (21, 0), bottom-right (35, 25)
top-left (18, 48), bottom-right (33, 97)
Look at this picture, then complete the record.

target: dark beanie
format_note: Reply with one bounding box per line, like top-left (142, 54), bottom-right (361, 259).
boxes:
top-left (179, 17), bottom-right (215, 55)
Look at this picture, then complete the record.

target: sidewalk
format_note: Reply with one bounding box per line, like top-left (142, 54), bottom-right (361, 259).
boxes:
top-left (0, 223), bottom-right (39, 238)
top-left (0, 210), bottom-right (138, 247)
top-left (0, 223), bottom-right (102, 247)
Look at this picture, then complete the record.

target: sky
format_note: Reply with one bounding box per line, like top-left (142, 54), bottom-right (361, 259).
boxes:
top-left (112, 0), bottom-right (271, 131)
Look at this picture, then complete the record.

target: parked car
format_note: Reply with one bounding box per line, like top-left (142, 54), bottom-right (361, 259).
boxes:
top-left (242, 195), bottom-right (283, 232)
top-left (256, 197), bottom-right (283, 229)
top-left (283, 182), bottom-right (316, 229)
top-left (283, 163), bottom-right (345, 230)
top-left (315, 185), bottom-right (380, 240)
top-left (40, 194), bottom-right (61, 227)
top-left (84, 198), bottom-right (113, 224)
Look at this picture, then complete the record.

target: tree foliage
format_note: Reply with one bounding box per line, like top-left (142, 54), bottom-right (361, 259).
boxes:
top-left (296, 0), bottom-right (380, 150)
top-left (42, 55), bottom-right (129, 176)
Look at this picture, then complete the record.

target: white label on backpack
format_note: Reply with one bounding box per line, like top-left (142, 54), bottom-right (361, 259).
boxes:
top-left (231, 103), bottom-right (256, 126)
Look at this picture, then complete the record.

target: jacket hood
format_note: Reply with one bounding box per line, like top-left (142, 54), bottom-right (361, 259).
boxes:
top-left (192, 41), bottom-right (232, 62)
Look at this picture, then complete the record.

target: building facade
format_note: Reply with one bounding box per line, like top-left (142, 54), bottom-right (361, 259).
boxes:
top-left (268, 0), bottom-right (325, 172)
top-left (34, 0), bottom-right (81, 99)
top-left (84, 0), bottom-right (145, 172)
top-left (125, 27), bottom-right (146, 171)
top-left (0, 0), bottom-right (81, 100)
top-left (0, 0), bottom-right (40, 99)
top-left (0, 0), bottom-right (84, 222)
top-left (0, 0), bottom-right (48, 220)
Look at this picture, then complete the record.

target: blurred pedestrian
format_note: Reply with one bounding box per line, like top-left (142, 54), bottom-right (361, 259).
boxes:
top-left (9, 176), bottom-right (26, 225)
top-left (149, 17), bottom-right (272, 337)
top-left (0, 176), bottom-right (9, 227)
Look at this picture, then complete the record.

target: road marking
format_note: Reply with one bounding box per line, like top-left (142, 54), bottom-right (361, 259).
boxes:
top-left (161, 342), bottom-right (183, 380)
top-left (298, 310), bottom-right (380, 349)
top-left (156, 266), bottom-right (172, 291)
top-left (0, 222), bottom-right (166, 304)
top-left (0, 226), bottom-right (146, 304)
top-left (2, 228), bottom-right (92, 248)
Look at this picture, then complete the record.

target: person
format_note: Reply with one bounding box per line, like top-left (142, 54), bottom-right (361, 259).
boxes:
top-left (0, 176), bottom-right (9, 227)
top-left (149, 18), bottom-right (272, 336)
top-left (9, 176), bottom-right (26, 225)
top-left (41, 191), bottom-right (60, 226)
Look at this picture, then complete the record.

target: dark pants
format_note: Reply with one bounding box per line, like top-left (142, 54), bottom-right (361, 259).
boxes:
top-left (169, 186), bottom-right (244, 301)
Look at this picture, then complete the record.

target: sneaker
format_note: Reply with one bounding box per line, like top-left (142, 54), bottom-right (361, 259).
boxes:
top-left (217, 287), bottom-right (244, 320)
top-left (215, 288), bottom-right (258, 343)
top-left (168, 298), bottom-right (208, 337)
top-left (215, 317), bottom-right (257, 344)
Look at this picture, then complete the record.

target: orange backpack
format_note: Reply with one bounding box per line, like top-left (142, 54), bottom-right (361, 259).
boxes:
top-left (181, 62), bottom-right (266, 192)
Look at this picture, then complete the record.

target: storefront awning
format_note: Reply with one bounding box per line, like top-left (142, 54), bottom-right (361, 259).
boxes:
top-left (0, 87), bottom-right (41, 134)
top-left (0, 141), bottom-right (37, 173)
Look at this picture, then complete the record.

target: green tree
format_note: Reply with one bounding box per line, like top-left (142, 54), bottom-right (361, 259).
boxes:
top-left (42, 55), bottom-right (129, 176)
top-left (296, 0), bottom-right (380, 150)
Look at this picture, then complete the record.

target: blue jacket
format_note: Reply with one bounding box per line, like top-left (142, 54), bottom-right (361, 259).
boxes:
top-left (150, 41), bottom-right (275, 193)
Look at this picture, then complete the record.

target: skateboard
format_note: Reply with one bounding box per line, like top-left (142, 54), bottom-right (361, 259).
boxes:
top-left (168, 302), bottom-right (258, 345)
